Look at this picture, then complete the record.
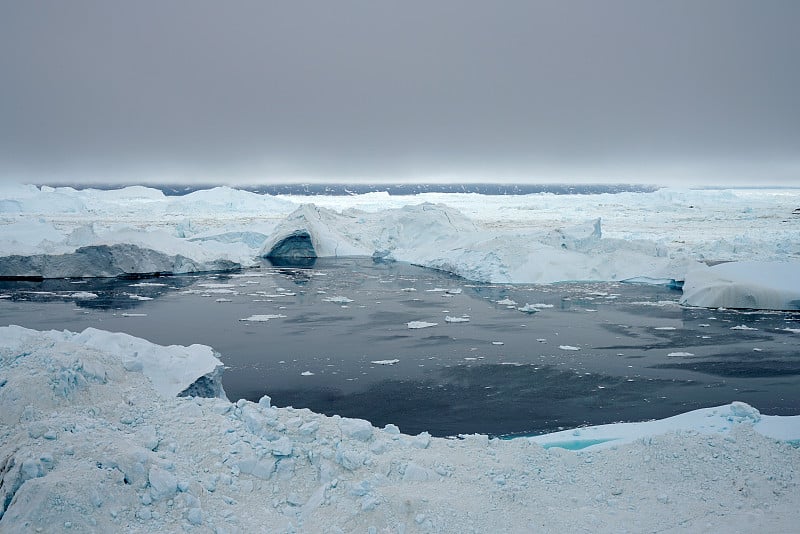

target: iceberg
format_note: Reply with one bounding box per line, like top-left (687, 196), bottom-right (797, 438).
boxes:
top-left (0, 243), bottom-right (240, 279)
top-left (680, 261), bottom-right (800, 310)
top-left (3, 185), bottom-right (798, 294)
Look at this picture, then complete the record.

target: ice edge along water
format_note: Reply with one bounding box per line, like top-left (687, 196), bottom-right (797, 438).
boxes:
top-left (1, 184), bottom-right (799, 309)
top-left (1, 325), bottom-right (799, 532)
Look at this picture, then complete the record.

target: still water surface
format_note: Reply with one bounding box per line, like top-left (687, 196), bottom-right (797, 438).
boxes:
top-left (2, 258), bottom-right (798, 437)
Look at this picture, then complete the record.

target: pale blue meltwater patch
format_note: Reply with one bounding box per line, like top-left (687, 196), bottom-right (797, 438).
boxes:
top-left (539, 438), bottom-right (617, 451)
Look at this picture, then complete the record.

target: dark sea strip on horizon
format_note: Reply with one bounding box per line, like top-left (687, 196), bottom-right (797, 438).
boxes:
top-left (38, 183), bottom-right (661, 196)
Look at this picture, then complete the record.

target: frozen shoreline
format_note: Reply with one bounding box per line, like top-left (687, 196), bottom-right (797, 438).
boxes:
top-left (1, 325), bottom-right (798, 532)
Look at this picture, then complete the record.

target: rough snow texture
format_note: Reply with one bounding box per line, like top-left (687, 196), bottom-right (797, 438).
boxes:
top-left (1, 327), bottom-right (798, 533)
top-left (680, 261), bottom-right (800, 310)
top-left (5, 185), bottom-right (799, 286)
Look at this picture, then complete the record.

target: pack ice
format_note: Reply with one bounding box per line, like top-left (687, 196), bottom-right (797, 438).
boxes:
top-left (2, 184), bottom-right (799, 310)
top-left (1, 325), bottom-right (799, 533)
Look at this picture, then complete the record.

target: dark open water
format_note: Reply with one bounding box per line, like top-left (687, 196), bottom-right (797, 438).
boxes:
top-left (2, 258), bottom-right (799, 437)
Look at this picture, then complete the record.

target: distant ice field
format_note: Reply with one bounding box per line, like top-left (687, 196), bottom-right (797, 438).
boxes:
top-left (3, 258), bottom-right (798, 437)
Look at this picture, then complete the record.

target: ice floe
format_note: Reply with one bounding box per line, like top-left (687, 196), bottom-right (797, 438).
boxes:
top-left (1, 326), bottom-right (798, 532)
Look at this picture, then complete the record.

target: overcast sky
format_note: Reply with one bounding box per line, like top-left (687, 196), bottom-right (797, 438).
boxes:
top-left (1, 1), bottom-right (798, 185)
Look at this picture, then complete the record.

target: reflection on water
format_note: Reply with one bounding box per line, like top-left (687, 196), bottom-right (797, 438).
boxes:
top-left (1, 258), bottom-right (799, 437)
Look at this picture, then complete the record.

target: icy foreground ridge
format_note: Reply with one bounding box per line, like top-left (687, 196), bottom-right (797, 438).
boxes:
top-left (1, 326), bottom-right (799, 533)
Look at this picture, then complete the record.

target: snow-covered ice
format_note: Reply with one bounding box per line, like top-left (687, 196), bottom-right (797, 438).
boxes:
top-left (239, 314), bottom-right (287, 322)
top-left (407, 321), bottom-right (437, 329)
top-left (1, 326), bottom-right (799, 532)
top-left (680, 260), bottom-right (800, 310)
top-left (2, 185), bottom-right (800, 531)
top-left (3, 185), bottom-right (799, 296)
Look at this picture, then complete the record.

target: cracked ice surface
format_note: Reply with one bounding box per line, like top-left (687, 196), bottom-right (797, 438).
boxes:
top-left (1, 326), bottom-right (799, 532)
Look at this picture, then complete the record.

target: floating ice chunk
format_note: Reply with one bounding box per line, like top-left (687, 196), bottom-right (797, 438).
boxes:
top-left (128, 294), bottom-right (153, 301)
top-left (300, 371), bottom-right (314, 376)
top-left (730, 325), bottom-right (758, 331)
top-left (121, 313), bottom-right (147, 317)
top-left (783, 328), bottom-right (800, 334)
top-left (680, 261), bottom-right (800, 311)
top-left (446, 288), bottom-right (462, 294)
top-left (215, 298), bottom-right (232, 302)
top-left (491, 341), bottom-right (504, 345)
top-left (239, 314), bottom-right (287, 322)
top-left (322, 295), bottom-right (354, 303)
top-left (654, 326), bottom-right (677, 330)
top-left (558, 345), bottom-right (581, 351)
top-left (407, 321), bottom-right (437, 329)
top-left (445, 316), bottom-right (470, 323)
top-left (516, 304), bottom-right (539, 313)
top-left (667, 352), bottom-right (694, 356)
top-left (400, 287), bottom-right (417, 292)
top-left (370, 359), bottom-right (399, 365)
top-left (496, 298), bottom-right (517, 306)
top-left (69, 291), bottom-right (98, 299)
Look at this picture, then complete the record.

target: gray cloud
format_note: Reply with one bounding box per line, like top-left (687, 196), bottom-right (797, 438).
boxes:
top-left (1, 1), bottom-right (798, 185)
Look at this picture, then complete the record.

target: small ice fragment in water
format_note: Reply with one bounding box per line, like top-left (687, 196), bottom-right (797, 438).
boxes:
top-left (497, 298), bottom-right (517, 306)
top-left (558, 345), bottom-right (580, 351)
top-left (322, 296), bottom-right (354, 303)
top-left (491, 341), bottom-right (504, 345)
top-left (70, 291), bottom-right (98, 299)
top-left (407, 321), bottom-right (437, 329)
top-left (667, 352), bottom-right (694, 357)
top-left (301, 371), bottom-right (314, 376)
top-left (239, 314), bottom-right (287, 322)
top-left (370, 359), bottom-right (400, 365)
top-left (730, 325), bottom-right (758, 331)
top-left (445, 316), bottom-right (470, 323)
top-left (121, 313), bottom-right (147, 317)
top-left (655, 326), bottom-right (677, 330)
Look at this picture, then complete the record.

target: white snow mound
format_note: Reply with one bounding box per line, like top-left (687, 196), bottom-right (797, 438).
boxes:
top-left (0, 327), bottom-right (799, 532)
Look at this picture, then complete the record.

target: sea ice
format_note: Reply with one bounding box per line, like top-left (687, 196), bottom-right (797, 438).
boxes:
top-left (239, 314), bottom-right (287, 322)
top-left (407, 321), bottom-right (437, 329)
top-left (1, 325), bottom-right (799, 532)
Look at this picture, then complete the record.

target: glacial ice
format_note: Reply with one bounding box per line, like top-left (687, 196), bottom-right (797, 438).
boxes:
top-left (2, 185), bottom-right (799, 308)
top-left (680, 260), bottom-right (800, 310)
top-left (0, 326), bottom-right (798, 532)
